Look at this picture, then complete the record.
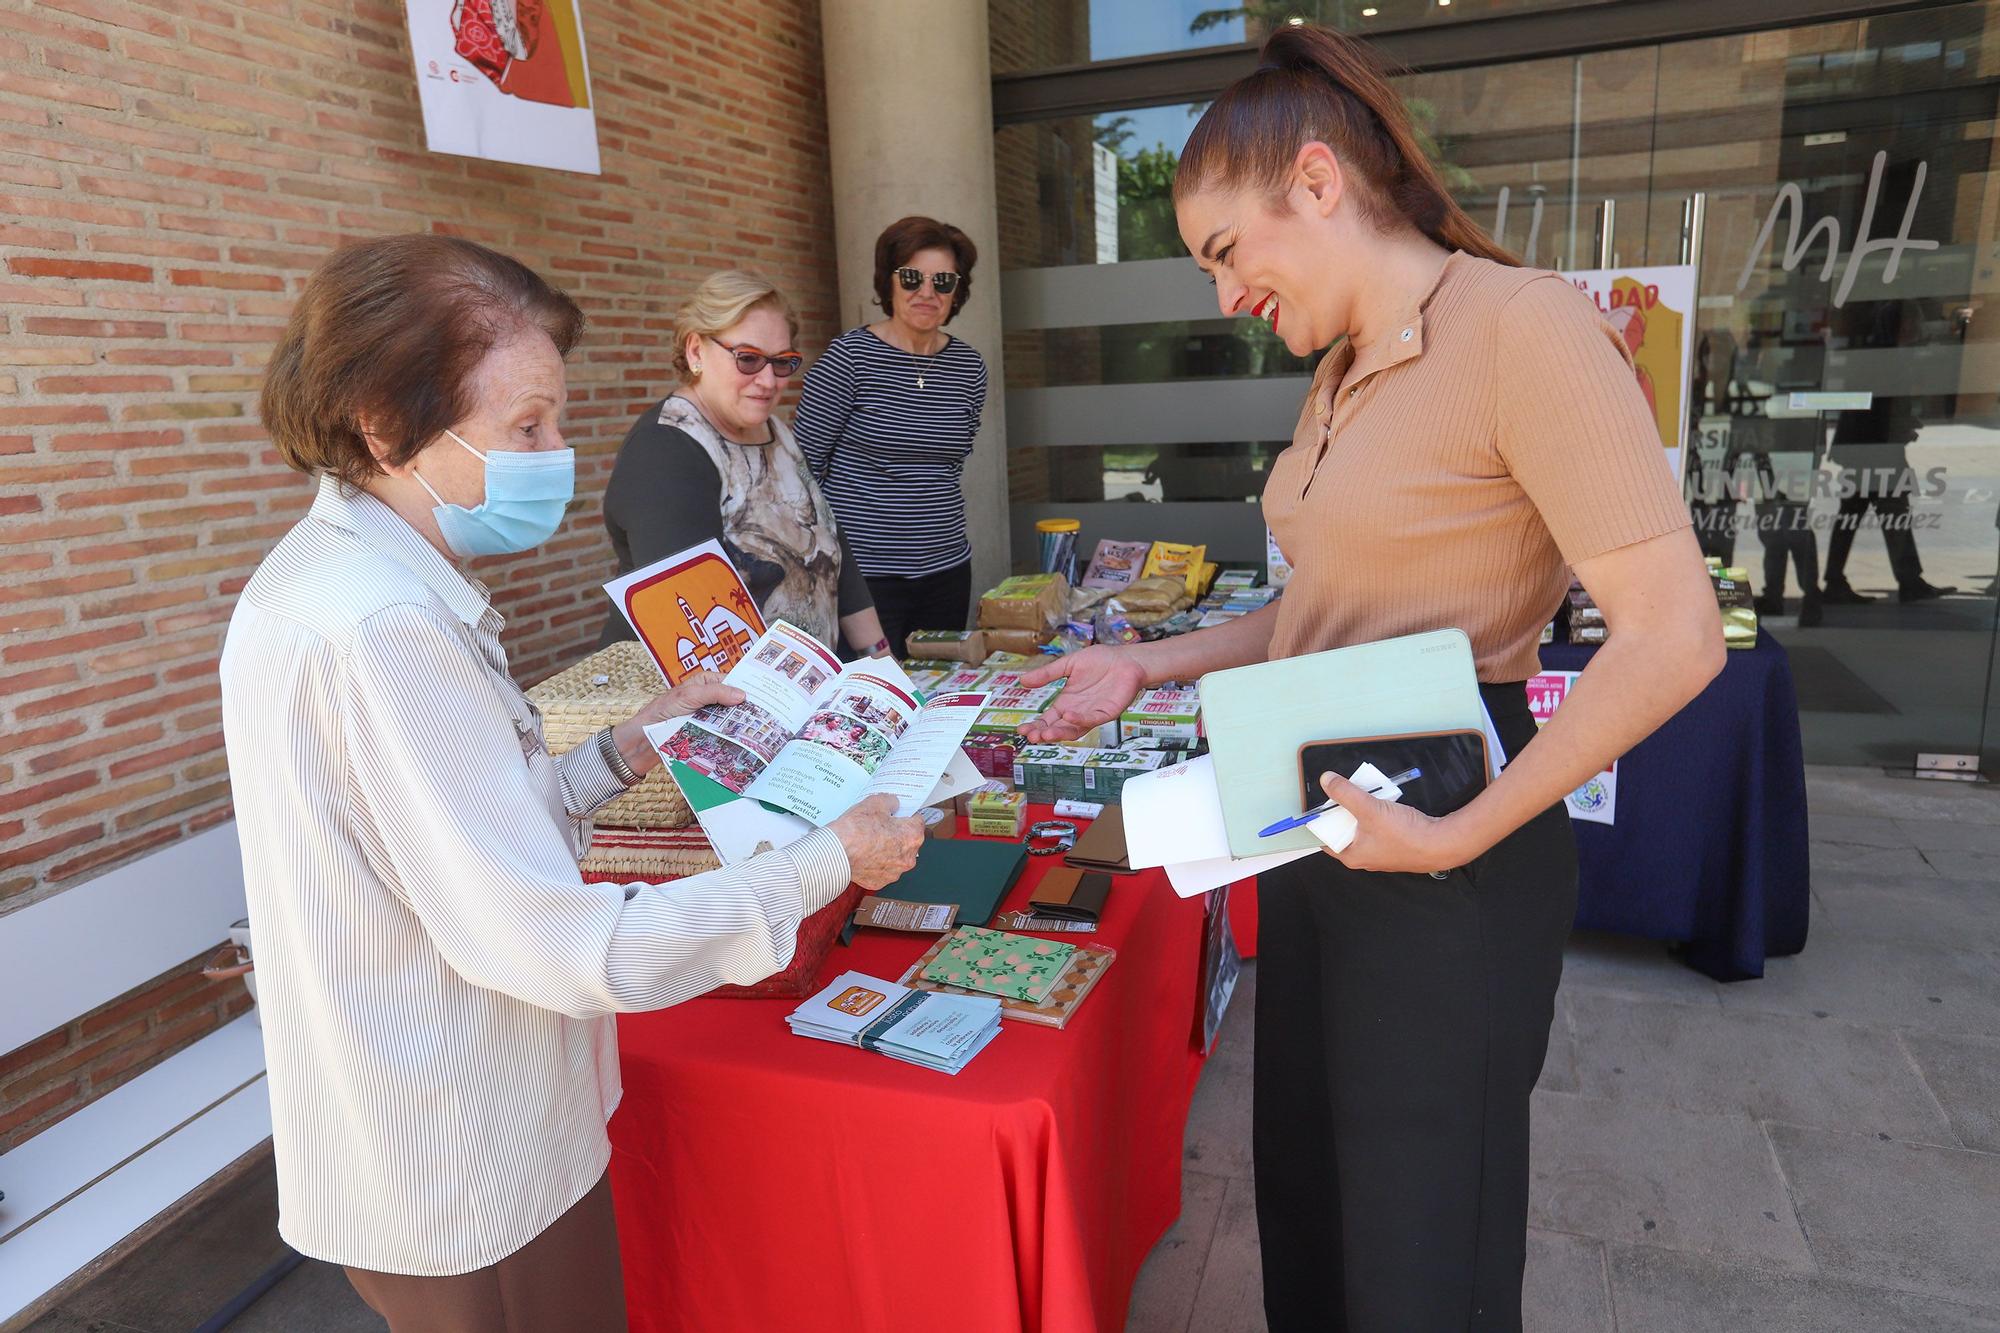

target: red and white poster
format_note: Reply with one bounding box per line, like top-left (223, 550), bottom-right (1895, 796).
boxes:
top-left (406, 0), bottom-right (600, 174)
top-left (1527, 671), bottom-right (1617, 825)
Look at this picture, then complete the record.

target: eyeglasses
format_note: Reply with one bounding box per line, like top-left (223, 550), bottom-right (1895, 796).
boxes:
top-left (895, 267), bottom-right (960, 295)
top-left (705, 338), bottom-right (803, 379)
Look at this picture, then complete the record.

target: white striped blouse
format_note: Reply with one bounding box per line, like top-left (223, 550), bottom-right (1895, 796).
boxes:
top-left (218, 475), bottom-right (851, 1276)
top-left (794, 327), bottom-right (987, 578)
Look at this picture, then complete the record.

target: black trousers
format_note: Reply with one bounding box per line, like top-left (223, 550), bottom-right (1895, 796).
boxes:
top-left (865, 561), bottom-right (972, 659)
top-left (1254, 682), bottom-right (1578, 1332)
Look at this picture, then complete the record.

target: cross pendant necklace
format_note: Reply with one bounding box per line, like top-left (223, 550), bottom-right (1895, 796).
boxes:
top-left (909, 337), bottom-right (942, 390)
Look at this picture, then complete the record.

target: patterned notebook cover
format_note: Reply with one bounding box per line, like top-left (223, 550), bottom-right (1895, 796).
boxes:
top-left (903, 936), bottom-right (1116, 1029)
top-left (918, 926), bottom-right (1077, 1004)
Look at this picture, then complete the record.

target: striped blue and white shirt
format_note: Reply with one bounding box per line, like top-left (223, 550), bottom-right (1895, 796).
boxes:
top-left (218, 475), bottom-right (851, 1276)
top-left (794, 327), bottom-right (988, 579)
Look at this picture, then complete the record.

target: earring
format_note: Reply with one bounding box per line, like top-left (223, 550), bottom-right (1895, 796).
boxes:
top-left (690, 361), bottom-right (702, 376)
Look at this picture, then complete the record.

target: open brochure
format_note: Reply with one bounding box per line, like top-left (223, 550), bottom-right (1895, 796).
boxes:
top-left (643, 620), bottom-right (988, 862)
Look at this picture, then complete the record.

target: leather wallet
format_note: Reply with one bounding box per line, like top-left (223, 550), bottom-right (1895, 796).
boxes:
top-left (1061, 806), bottom-right (1135, 875)
top-left (1028, 865), bottom-right (1114, 923)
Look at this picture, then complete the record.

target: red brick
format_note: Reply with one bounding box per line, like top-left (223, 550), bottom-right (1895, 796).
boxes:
top-left (46, 821), bottom-right (182, 882)
top-left (58, 484), bottom-right (189, 509)
top-left (0, 663), bottom-right (80, 695)
top-left (3, 622), bottom-right (144, 664)
top-left (39, 0), bottom-right (179, 36)
top-left (0, 1079), bottom-right (80, 1138)
top-left (22, 317), bottom-right (167, 339)
top-left (0, 771), bottom-right (99, 817)
top-left (45, 774), bottom-right (174, 826)
top-left (68, 534), bottom-right (198, 564)
top-left (113, 776), bottom-right (229, 828)
top-left (15, 676), bottom-right (154, 720)
top-left (4, 717), bottom-right (86, 756)
top-left (104, 684), bottom-right (214, 727)
top-left (0, 569), bottom-right (131, 604)
top-left (33, 374), bottom-right (174, 395)
top-left (78, 968), bottom-right (209, 1040)
top-left (0, 1030), bottom-right (71, 1082)
top-left (57, 429), bottom-right (186, 452)
top-left (0, 494), bottom-right (42, 516)
top-left (26, 724), bottom-right (161, 772)
top-left (168, 268), bottom-right (284, 291)
top-left (0, 405), bottom-right (111, 427)
top-left (0, 69), bottom-right (121, 111)
top-left (92, 635), bottom-right (218, 673)
top-left (108, 732), bottom-right (225, 778)
top-left (6, 257), bottom-right (152, 284)
top-left (0, 824), bottom-right (103, 871)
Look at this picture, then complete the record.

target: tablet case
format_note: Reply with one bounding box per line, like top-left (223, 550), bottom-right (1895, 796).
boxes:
top-left (1062, 806), bottom-right (1135, 875)
top-left (1199, 629), bottom-right (1484, 858)
top-left (1298, 730), bottom-right (1490, 820)
top-left (1028, 866), bottom-right (1114, 922)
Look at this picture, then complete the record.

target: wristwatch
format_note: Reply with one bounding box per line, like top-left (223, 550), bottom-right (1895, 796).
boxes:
top-left (1026, 819), bottom-right (1077, 856)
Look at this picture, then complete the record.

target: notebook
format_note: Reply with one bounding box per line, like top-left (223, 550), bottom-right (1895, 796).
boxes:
top-left (919, 926), bottom-right (1077, 1004)
top-left (871, 838), bottom-right (1029, 929)
top-left (1198, 629), bottom-right (1485, 858)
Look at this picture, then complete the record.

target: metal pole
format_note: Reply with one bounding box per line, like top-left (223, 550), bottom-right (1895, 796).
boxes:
top-left (1596, 198), bottom-right (1617, 269)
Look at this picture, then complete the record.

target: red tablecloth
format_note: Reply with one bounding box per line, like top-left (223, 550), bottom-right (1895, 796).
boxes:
top-left (609, 814), bottom-right (1212, 1333)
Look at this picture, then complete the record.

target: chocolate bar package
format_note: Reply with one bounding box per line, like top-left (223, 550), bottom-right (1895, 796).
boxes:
top-left (1082, 539), bottom-right (1151, 590)
top-left (1011, 745), bottom-right (1173, 806)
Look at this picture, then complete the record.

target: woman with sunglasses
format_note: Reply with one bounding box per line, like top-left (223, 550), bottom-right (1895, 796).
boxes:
top-left (598, 269), bottom-right (891, 656)
top-left (795, 215), bottom-right (987, 657)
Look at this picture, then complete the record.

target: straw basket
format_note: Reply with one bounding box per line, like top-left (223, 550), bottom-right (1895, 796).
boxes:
top-left (527, 641), bottom-right (692, 829)
top-left (579, 825), bottom-right (861, 1000)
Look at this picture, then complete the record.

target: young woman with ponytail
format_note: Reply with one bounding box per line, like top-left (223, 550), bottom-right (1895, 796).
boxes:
top-left (1022, 24), bottom-right (1722, 1332)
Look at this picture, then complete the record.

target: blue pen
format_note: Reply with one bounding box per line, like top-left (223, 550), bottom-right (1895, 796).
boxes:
top-left (1257, 766), bottom-right (1422, 838)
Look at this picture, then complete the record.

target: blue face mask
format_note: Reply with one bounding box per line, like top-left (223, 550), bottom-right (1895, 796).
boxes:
top-left (413, 429), bottom-right (574, 558)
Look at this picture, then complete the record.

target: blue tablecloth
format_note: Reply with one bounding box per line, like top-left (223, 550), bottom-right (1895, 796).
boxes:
top-left (1539, 631), bottom-right (1810, 980)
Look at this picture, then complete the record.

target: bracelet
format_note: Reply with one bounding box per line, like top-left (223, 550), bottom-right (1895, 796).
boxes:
top-left (1026, 819), bottom-right (1077, 856)
top-left (596, 726), bottom-right (642, 787)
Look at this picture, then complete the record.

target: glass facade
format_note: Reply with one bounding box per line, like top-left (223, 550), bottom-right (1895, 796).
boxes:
top-left (991, 2), bottom-right (2000, 767)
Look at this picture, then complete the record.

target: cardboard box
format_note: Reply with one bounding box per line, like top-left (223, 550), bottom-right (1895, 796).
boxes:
top-left (962, 735), bottom-right (1024, 782)
top-left (978, 573), bottom-right (1069, 632)
top-left (905, 628), bottom-right (987, 663)
top-left (1011, 745), bottom-right (1172, 806)
top-left (966, 789), bottom-right (1029, 838)
top-left (1118, 686), bottom-right (1202, 743)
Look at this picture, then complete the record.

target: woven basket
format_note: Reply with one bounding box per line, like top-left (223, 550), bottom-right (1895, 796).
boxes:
top-left (528, 641), bottom-right (692, 829)
top-left (580, 825), bottom-right (860, 1000)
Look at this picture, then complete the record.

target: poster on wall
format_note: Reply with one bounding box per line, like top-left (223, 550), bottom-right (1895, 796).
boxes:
top-left (1526, 671), bottom-right (1617, 826)
top-left (405, 0), bottom-right (600, 175)
top-left (1561, 264), bottom-right (1697, 484)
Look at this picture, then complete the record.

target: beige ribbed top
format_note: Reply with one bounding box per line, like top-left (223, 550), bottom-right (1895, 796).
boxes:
top-left (1263, 251), bottom-right (1690, 682)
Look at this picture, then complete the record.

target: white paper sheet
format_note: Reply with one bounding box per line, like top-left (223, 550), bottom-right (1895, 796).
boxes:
top-left (1122, 755), bottom-right (1318, 898)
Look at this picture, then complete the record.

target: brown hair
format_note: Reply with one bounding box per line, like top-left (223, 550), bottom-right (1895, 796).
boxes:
top-left (872, 216), bottom-right (977, 321)
top-left (671, 269), bottom-right (799, 379)
top-left (1173, 24), bottom-right (1515, 265)
top-left (260, 234), bottom-right (586, 488)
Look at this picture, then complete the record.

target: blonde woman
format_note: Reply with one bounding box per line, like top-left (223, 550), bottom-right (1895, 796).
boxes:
top-left (598, 270), bottom-right (891, 658)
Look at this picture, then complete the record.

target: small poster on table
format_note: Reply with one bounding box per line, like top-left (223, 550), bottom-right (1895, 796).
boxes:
top-left (1526, 671), bottom-right (1618, 825)
top-left (1559, 265), bottom-right (1696, 483)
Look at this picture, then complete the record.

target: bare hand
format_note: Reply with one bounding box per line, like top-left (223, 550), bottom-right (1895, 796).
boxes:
top-left (827, 793), bottom-right (925, 891)
top-left (609, 672), bottom-right (747, 780)
top-left (1313, 770), bottom-right (1475, 875)
top-left (1017, 646), bottom-right (1146, 743)
top-left (629, 671), bottom-right (745, 729)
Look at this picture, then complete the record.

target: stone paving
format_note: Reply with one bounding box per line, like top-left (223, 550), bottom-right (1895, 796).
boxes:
top-left (22, 766), bottom-right (2000, 1332)
top-left (1127, 764), bottom-right (2000, 1332)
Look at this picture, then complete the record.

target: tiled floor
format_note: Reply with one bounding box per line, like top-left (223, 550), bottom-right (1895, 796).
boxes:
top-left (24, 766), bottom-right (2000, 1332)
top-left (1125, 764), bottom-right (2000, 1332)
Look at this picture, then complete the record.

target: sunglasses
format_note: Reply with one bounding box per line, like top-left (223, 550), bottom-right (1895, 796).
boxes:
top-left (895, 267), bottom-right (960, 295)
top-left (706, 337), bottom-right (803, 379)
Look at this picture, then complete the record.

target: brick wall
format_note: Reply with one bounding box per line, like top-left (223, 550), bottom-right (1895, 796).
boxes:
top-left (0, 0), bottom-right (842, 1146)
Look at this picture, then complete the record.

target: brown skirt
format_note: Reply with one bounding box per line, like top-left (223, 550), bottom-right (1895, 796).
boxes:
top-left (344, 1172), bottom-right (627, 1333)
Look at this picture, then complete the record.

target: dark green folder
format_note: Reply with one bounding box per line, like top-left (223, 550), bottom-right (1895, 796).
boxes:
top-left (874, 839), bottom-right (1029, 927)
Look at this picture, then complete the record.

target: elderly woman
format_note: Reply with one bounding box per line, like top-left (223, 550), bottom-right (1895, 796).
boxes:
top-left (597, 269), bottom-right (889, 657)
top-left (221, 235), bottom-right (921, 1331)
top-left (794, 216), bottom-right (988, 656)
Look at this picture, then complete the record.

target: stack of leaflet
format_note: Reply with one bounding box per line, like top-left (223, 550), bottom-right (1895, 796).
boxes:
top-left (787, 971), bottom-right (1002, 1075)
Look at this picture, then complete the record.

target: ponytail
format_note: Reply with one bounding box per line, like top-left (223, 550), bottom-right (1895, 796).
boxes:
top-left (1174, 24), bottom-right (1516, 266)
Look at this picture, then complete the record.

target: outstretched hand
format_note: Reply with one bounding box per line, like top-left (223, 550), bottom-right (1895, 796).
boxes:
top-left (1017, 646), bottom-right (1147, 744)
top-left (1313, 770), bottom-right (1474, 875)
